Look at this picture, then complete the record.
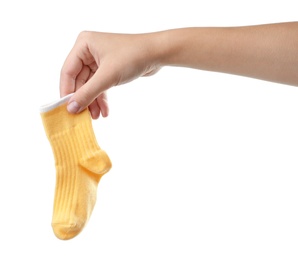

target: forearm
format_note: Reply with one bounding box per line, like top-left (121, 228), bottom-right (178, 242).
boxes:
top-left (153, 22), bottom-right (298, 86)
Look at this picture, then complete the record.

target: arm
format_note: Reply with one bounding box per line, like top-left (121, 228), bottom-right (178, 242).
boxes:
top-left (158, 22), bottom-right (298, 86)
top-left (60, 22), bottom-right (298, 118)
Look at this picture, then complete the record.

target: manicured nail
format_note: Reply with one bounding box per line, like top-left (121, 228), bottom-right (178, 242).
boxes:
top-left (67, 101), bottom-right (81, 113)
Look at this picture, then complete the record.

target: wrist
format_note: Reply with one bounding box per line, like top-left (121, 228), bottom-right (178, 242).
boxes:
top-left (147, 28), bottom-right (197, 68)
top-left (146, 30), bottom-right (179, 67)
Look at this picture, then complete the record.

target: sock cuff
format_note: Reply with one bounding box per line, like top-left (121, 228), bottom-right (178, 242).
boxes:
top-left (40, 93), bottom-right (92, 139)
top-left (40, 93), bottom-right (74, 113)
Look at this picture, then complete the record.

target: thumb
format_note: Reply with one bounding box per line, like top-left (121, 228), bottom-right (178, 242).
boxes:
top-left (67, 67), bottom-right (115, 114)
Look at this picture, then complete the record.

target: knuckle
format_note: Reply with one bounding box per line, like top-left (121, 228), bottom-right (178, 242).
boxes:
top-left (77, 31), bottom-right (94, 42)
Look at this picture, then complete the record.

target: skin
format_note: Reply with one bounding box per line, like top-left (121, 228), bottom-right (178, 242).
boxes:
top-left (60, 22), bottom-right (298, 119)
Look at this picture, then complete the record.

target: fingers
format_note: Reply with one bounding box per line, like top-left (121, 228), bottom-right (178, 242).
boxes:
top-left (67, 64), bottom-right (115, 114)
top-left (60, 50), bottom-right (84, 97)
top-left (75, 65), bottom-right (92, 90)
top-left (97, 92), bottom-right (109, 117)
top-left (60, 32), bottom-right (96, 97)
top-left (87, 93), bottom-right (109, 119)
top-left (88, 100), bottom-right (101, 119)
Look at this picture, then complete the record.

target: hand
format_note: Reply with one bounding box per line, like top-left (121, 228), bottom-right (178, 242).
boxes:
top-left (60, 31), bottom-right (161, 119)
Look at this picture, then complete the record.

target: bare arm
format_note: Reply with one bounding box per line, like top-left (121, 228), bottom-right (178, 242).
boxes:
top-left (159, 22), bottom-right (298, 86)
top-left (60, 22), bottom-right (298, 118)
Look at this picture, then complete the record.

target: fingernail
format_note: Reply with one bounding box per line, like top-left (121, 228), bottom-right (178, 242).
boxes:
top-left (67, 101), bottom-right (81, 113)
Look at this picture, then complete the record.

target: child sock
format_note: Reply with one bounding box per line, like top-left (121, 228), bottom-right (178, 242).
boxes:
top-left (40, 94), bottom-right (112, 240)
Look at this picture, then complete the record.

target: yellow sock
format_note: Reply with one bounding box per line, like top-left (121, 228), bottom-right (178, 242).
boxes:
top-left (40, 94), bottom-right (112, 240)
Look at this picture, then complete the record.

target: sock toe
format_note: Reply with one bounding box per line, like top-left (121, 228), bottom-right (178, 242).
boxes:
top-left (52, 222), bottom-right (83, 240)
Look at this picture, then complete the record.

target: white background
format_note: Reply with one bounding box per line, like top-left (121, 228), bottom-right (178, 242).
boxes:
top-left (1, 1), bottom-right (298, 259)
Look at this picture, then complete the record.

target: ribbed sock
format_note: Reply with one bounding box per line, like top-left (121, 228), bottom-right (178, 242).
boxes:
top-left (40, 94), bottom-right (112, 240)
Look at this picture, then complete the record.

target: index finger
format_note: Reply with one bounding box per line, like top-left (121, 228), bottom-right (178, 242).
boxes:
top-left (59, 49), bottom-right (83, 97)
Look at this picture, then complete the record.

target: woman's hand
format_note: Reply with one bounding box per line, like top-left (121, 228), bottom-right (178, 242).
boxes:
top-left (60, 31), bottom-right (161, 119)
